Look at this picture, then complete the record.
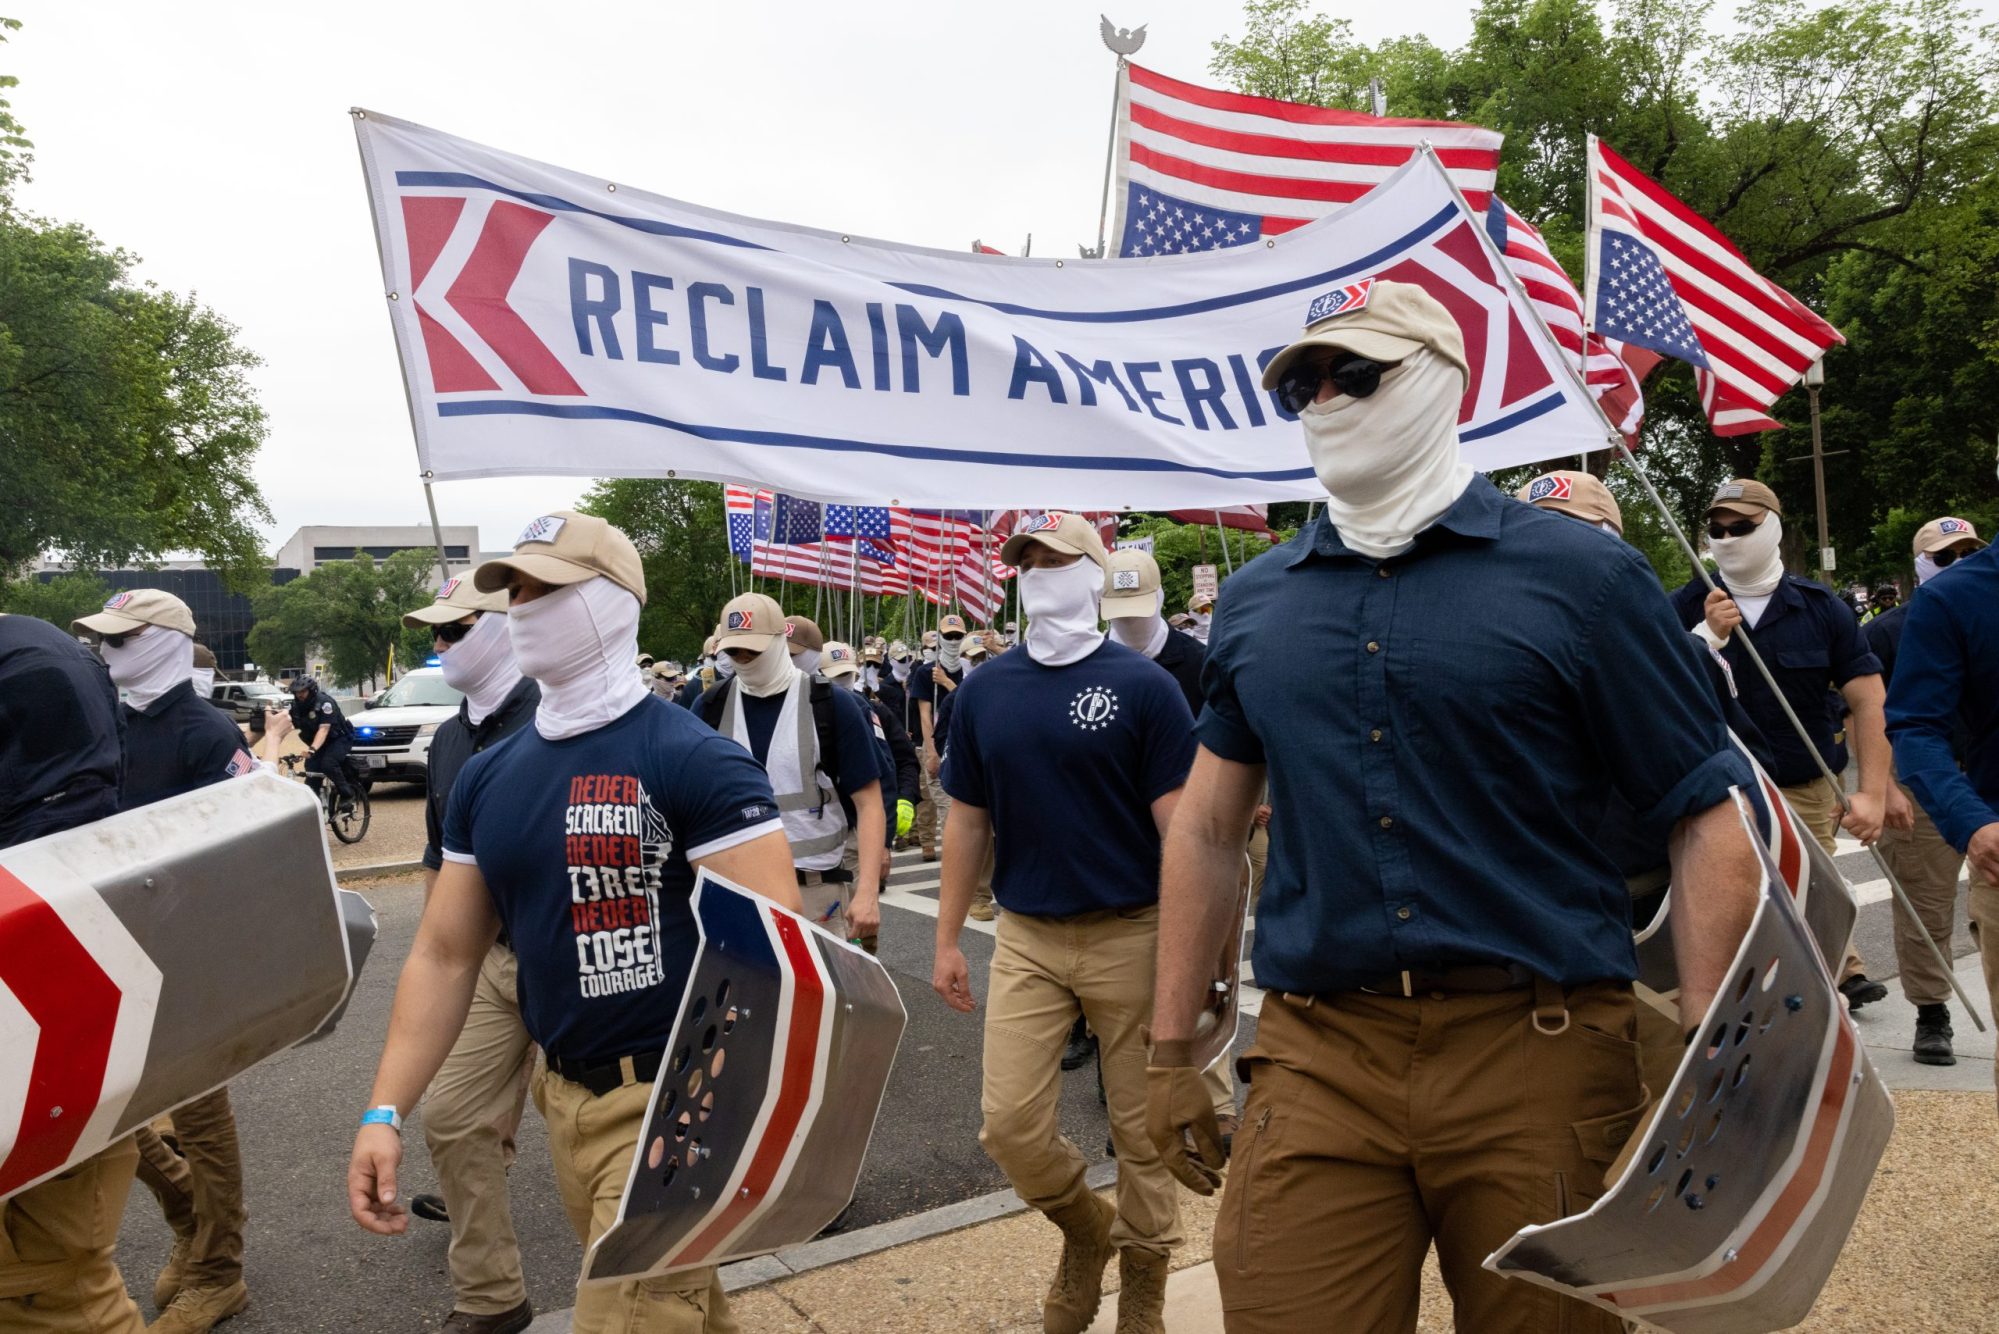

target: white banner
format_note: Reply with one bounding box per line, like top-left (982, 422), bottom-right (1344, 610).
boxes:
top-left (353, 112), bottom-right (1612, 508)
top-left (1114, 535), bottom-right (1156, 553)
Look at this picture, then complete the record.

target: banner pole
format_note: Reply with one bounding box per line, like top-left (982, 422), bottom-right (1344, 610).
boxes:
top-left (1424, 141), bottom-right (1986, 1032)
top-left (421, 479), bottom-right (453, 586)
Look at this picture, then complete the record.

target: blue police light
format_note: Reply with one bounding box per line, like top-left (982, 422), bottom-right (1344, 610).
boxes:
top-left (425, 656), bottom-right (442, 667)
top-left (357, 725), bottom-right (378, 739)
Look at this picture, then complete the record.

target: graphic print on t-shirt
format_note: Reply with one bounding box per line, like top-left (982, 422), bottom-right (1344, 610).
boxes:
top-left (565, 772), bottom-right (670, 1000)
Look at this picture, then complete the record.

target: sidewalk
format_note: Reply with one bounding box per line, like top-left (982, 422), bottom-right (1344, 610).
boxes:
top-left (532, 957), bottom-right (1999, 1332)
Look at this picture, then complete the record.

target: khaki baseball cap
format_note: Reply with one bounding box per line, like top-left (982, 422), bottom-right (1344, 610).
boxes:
top-left (403, 573), bottom-right (511, 627)
top-left (961, 637), bottom-right (988, 659)
top-left (999, 512), bottom-right (1110, 568)
top-left (786, 615), bottom-right (825, 654)
top-left (1517, 470), bottom-right (1624, 535)
top-left (1260, 277), bottom-right (1469, 393)
top-left (888, 639), bottom-right (910, 659)
top-left (74, 588), bottom-right (195, 638)
top-left (1101, 549), bottom-right (1163, 620)
top-left (473, 510), bottom-right (646, 604)
top-left (192, 643), bottom-right (217, 670)
top-left (821, 641), bottom-right (860, 678)
top-left (1708, 480), bottom-right (1782, 519)
top-left (938, 614), bottom-right (968, 636)
top-left (921, 629), bottom-right (940, 648)
top-left (702, 634), bottom-right (719, 657)
top-left (1913, 517), bottom-right (1985, 556)
top-left (716, 592), bottom-right (786, 651)
top-left (861, 643), bottom-right (884, 663)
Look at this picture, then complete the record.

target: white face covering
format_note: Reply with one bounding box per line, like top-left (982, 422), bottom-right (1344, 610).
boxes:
top-left (1708, 512), bottom-right (1785, 598)
top-left (1020, 558), bottom-right (1107, 667)
top-left (1304, 347), bottom-right (1475, 559)
top-left (1187, 609), bottom-right (1212, 643)
top-left (713, 652), bottom-right (736, 681)
top-left (889, 657), bottom-right (911, 683)
top-left (733, 638), bottom-right (796, 698)
top-left (506, 578), bottom-right (649, 741)
top-left (190, 667), bottom-right (216, 697)
top-left (842, 672), bottom-right (866, 693)
top-left (439, 611), bottom-right (522, 726)
top-left (938, 637), bottom-right (964, 671)
top-left (1914, 549), bottom-right (1975, 585)
top-left (102, 626), bottom-right (194, 711)
top-left (792, 648), bottom-right (823, 677)
top-left (1108, 593), bottom-right (1169, 658)
top-left (921, 646), bottom-right (938, 664)
top-left (864, 665), bottom-right (881, 691)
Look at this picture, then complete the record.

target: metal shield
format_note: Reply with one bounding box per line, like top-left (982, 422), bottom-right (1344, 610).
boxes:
top-left (1487, 794), bottom-right (1894, 1332)
top-left (0, 772), bottom-right (368, 1201)
top-left (584, 870), bottom-right (907, 1282)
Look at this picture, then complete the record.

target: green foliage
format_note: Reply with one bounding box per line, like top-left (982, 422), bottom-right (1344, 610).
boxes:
top-left (245, 551), bottom-right (435, 690)
top-left (0, 23), bottom-right (271, 584)
top-left (1208, 0), bottom-right (1999, 588)
top-left (0, 570), bottom-right (109, 627)
top-left (577, 479), bottom-right (740, 661)
top-left (1116, 515), bottom-right (1295, 611)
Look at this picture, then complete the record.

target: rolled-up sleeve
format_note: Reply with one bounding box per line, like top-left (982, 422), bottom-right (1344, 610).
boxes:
top-left (1887, 595), bottom-right (1995, 851)
top-left (1582, 556), bottom-right (1753, 836)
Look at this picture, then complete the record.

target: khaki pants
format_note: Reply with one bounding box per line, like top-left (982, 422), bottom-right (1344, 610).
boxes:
top-left (133, 1086), bottom-right (244, 1289)
top-left (1782, 779), bottom-right (1867, 982)
top-left (803, 850), bottom-right (876, 955)
top-left (1216, 985), bottom-right (1641, 1333)
top-left (0, 1139), bottom-right (145, 1332)
top-left (532, 1070), bottom-right (736, 1334)
top-left (1879, 779), bottom-right (1966, 1006)
top-left (981, 905), bottom-right (1182, 1257)
top-left (1245, 824), bottom-right (1268, 914)
top-left (1969, 867), bottom-right (1999, 1105)
top-left (916, 767), bottom-right (945, 855)
top-left (422, 942), bottom-right (537, 1316)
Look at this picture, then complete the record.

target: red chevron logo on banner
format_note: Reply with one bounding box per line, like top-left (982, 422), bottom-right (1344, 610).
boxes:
top-left (400, 196), bottom-right (584, 396)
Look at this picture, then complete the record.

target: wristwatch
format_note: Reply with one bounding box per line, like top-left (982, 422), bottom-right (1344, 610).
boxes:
top-left (360, 1105), bottom-right (403, 1133)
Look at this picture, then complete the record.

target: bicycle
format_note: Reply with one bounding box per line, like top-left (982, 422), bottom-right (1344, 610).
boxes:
top-left (280, 751), bottom-right (373, 844)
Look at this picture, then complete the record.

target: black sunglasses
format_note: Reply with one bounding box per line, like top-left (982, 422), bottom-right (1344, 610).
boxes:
top-left (941, 632), bottom-right (965, 642)
top-left (101, 630), bottom-right (142, 649)
top-left (1275, 353), bottom-right (1396, 414)
top-left (1707, 519), bottom-right (1760, 540)
top-left (433, 615), bottom-right (480, 645)
top-left (1934, 548), bottom-right (1964, 569)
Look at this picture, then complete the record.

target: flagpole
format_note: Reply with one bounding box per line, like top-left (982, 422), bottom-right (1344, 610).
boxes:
top-left (1213, 512), bottom-right (1234, 575)
top-left (1427, 141), bottom-right (1986, 1033)
top-left (1085, 20), bottom-right (1145, 258)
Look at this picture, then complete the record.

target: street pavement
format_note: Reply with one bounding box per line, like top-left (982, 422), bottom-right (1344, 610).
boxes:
top-left (112, 821), bottom-right (1984, 1330)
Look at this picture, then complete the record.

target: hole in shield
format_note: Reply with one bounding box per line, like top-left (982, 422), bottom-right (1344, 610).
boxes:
top-left (716, 978), bottom-right (732, 1008)
top-left (710, 1048), bottom-right (727, 1078)
top-left (1733, 1054), bottom-right (1752, 1088)
top-left (647, 1137), bottom-right (665, 1170)
top-left (723, 1007), bottom-right (739, 1035)
top-left (699, 1091), bottom-right (715, 1122)
top-left (702, 1024), bottom-right (719, 1053)
top-left (1760, 955), bottom-right (1781, 991)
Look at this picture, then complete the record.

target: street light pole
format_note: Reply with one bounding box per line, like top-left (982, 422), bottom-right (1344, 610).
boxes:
top-left (1804, 357), bottom-right (1832, 576)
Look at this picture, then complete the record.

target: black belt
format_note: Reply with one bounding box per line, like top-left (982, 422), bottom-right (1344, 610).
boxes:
top-left (545, 1048), bottom-right (662, 1096)
top-left (797, 867), bottom-right (854, 885)
top-left (1353, 962), bottom-right (1533, 996)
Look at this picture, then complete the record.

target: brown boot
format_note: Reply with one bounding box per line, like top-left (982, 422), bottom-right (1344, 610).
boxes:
top-left (148, 1279), bottom-right (248, 1332)
top-left (153, 1232), bottom-right (194, 1311)
top-left (1042, 1189), bottom-right (1117, 1334)
top-left (1114, 1248), bottom-right (1170, 1333)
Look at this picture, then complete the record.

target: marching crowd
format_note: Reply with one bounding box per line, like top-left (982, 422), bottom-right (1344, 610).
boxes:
top-left (2, 280), bottom-right (1995, 1334)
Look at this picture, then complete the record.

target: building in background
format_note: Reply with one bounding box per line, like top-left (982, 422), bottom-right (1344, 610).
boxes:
top-left (33, 563), bottom-right (303, 673)
top-left (273, 525), bottom-right (479, 578)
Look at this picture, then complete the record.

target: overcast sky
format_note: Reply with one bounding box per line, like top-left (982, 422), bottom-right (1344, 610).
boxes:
top-left (15, 0), bottom-right (1972, 558)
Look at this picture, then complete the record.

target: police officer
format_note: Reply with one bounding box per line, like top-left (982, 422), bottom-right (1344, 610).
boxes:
top-left (1668, 479), bottom-right (1909, 1009)
top-left (289, 673), bottom-right (360, 808)
top-left (932, 513), bottom-right (1195, 1334)
top-left (0, 611), bottom-right (142, 1333)
top-left (1868, 517), bottom-right (1986, 1066)
top-left (1147, 281), bottom-right (1761, 1333)
top-left (397, 577), bottom-right (543, 1334)
top-left (68, 590), bottom-right (258, 1333)
top-left (348, 511), bottom-right (801, 1334)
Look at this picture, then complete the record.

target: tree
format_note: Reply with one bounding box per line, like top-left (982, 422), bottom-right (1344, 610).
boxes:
top-left (0, 23), bottom-right (272, 586)
top-left (0, 569), bottom-right (108, 627)
top-left (577, 479), bottom-right (741, 661)
top-left (245, 551), bottom-right (435, 690)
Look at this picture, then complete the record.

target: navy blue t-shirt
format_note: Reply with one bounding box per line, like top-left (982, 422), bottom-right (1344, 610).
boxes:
top-left (909, 662), bottom-right (963, 745)
top-left (443, 696), bottom-right (783, 1063)
top-left (121, 681), bottom-right (252, 810)
top-left (943, 640), bottom-right (1194, 916)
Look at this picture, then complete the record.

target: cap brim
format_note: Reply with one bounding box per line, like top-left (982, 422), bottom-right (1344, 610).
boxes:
top-left (1260, 329), bottom-right (1429, 389)
top-left (1917, 533), bottom-right (1987, 554)
top-left (1100, 592), bottom-right (1156, 619)
top-left (472, 553), bottom-right (599, 594)
top-left (1707, 502), bottom-right (1772, 519)
top-left (73, 610), bottom-right (149, 636)
top-left (999, 532), bottom-right (1089, 565)
top-left (717, 630), bottom-right (782, 652)
top-left (402, 603), bottom-right (482, 628)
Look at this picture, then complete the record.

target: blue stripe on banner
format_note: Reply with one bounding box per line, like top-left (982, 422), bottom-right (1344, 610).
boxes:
top-left (1457, 389), bottom-right (1566, 442)
top-left (885, 206), bottom-right (1460, 324)
top-left (393, 172), bottom-right (773, 251)
top-left (434, 400), bottom-right (1321, 483)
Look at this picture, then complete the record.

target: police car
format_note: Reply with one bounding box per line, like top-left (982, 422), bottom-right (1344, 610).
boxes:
top-left (348, 667), bottom-right (463, 783)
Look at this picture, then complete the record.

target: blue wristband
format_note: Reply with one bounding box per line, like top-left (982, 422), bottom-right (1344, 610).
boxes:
top-left (360, 1105), bottom-right (402, 1132)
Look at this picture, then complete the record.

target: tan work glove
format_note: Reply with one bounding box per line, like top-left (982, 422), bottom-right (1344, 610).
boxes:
top-left (1144, 1031), bottom-right (1225, 1195)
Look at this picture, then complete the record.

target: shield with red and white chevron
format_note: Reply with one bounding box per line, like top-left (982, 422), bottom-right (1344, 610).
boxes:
top-left (0, 773), bottom-right (371, 1201)
top-left (583, 871), bottom-right (905, 1282)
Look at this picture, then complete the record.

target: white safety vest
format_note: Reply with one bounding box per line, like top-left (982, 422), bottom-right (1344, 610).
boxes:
top-left (721, 671), bottom-right (846, 871)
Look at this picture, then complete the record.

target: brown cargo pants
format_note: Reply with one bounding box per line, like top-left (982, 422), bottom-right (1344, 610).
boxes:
top-left (1215, 982), bottom-right (1644, 1333)
top-left (1878, 778), bottom-right (1967, 1006)
top-left (1782, 778), bottom-right (1868, 983)
top-left (0, 1139), bottom-right (146, 1332)
top-left (133, 1086), bottom-right (244, 1290)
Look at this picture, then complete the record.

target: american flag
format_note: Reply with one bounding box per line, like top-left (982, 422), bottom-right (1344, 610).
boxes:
top-left (1112, 62), bottom-right (1503, 257)
top-left (904, 510), bottom-right (1013, 623)
top-left (1167, 505), bottom-right (1269, 533)
top-left (1484, 197), bottom-right (1647, 438)
top-left (724, 486), bottom-right (909, 596)
top-left (1586, 136), bottom-right (1843, 437)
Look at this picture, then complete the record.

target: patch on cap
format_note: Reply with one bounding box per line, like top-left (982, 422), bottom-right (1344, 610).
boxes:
top-left (1939, 518), bottom-right (1971, 535)
top-left (516, 514), bottom-right (567, 546)
top-left (104, 591), bottom-right (133, 611)
top-left (783, 620), bottom-right (797, 638)
top-left (1304, 278), bottom-right (1373, 325)
top-left (436, 577), bottom-right (461, 600)
top-left (1714, 484), bottom-right (1746, 501)
top-left (828, 646), bottom-right (852, 662)
top-left (726, 610), bottom-right (753, 631)
top-left (1020, 512), bottom-right (1066, 535)
top-left (1112, 570), bottom-right (1142, 591)
top-left (1527, 476), bottom-right (1573, 503)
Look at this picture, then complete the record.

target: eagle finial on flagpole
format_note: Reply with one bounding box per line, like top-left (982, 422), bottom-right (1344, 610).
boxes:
top-left (1099, 15), bottom-right (1147, 56)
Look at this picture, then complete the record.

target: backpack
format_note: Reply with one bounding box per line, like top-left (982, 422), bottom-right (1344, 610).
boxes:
top-left (699, 676), bottom-right (844, 790)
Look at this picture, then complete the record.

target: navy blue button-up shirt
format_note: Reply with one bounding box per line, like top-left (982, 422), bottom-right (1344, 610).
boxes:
top-left (1666, 573), bottom-right (1879, 788)
top-left (1886, 545), bottom-right (1999, 851)
top-left (1197, 480), bottom-right (1752, 995)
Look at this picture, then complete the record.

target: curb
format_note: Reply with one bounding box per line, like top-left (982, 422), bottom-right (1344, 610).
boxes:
top-left (524, 1159), bottom-right (1121, 1333)
top-left (335, 859), bottom-right (426, 883)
